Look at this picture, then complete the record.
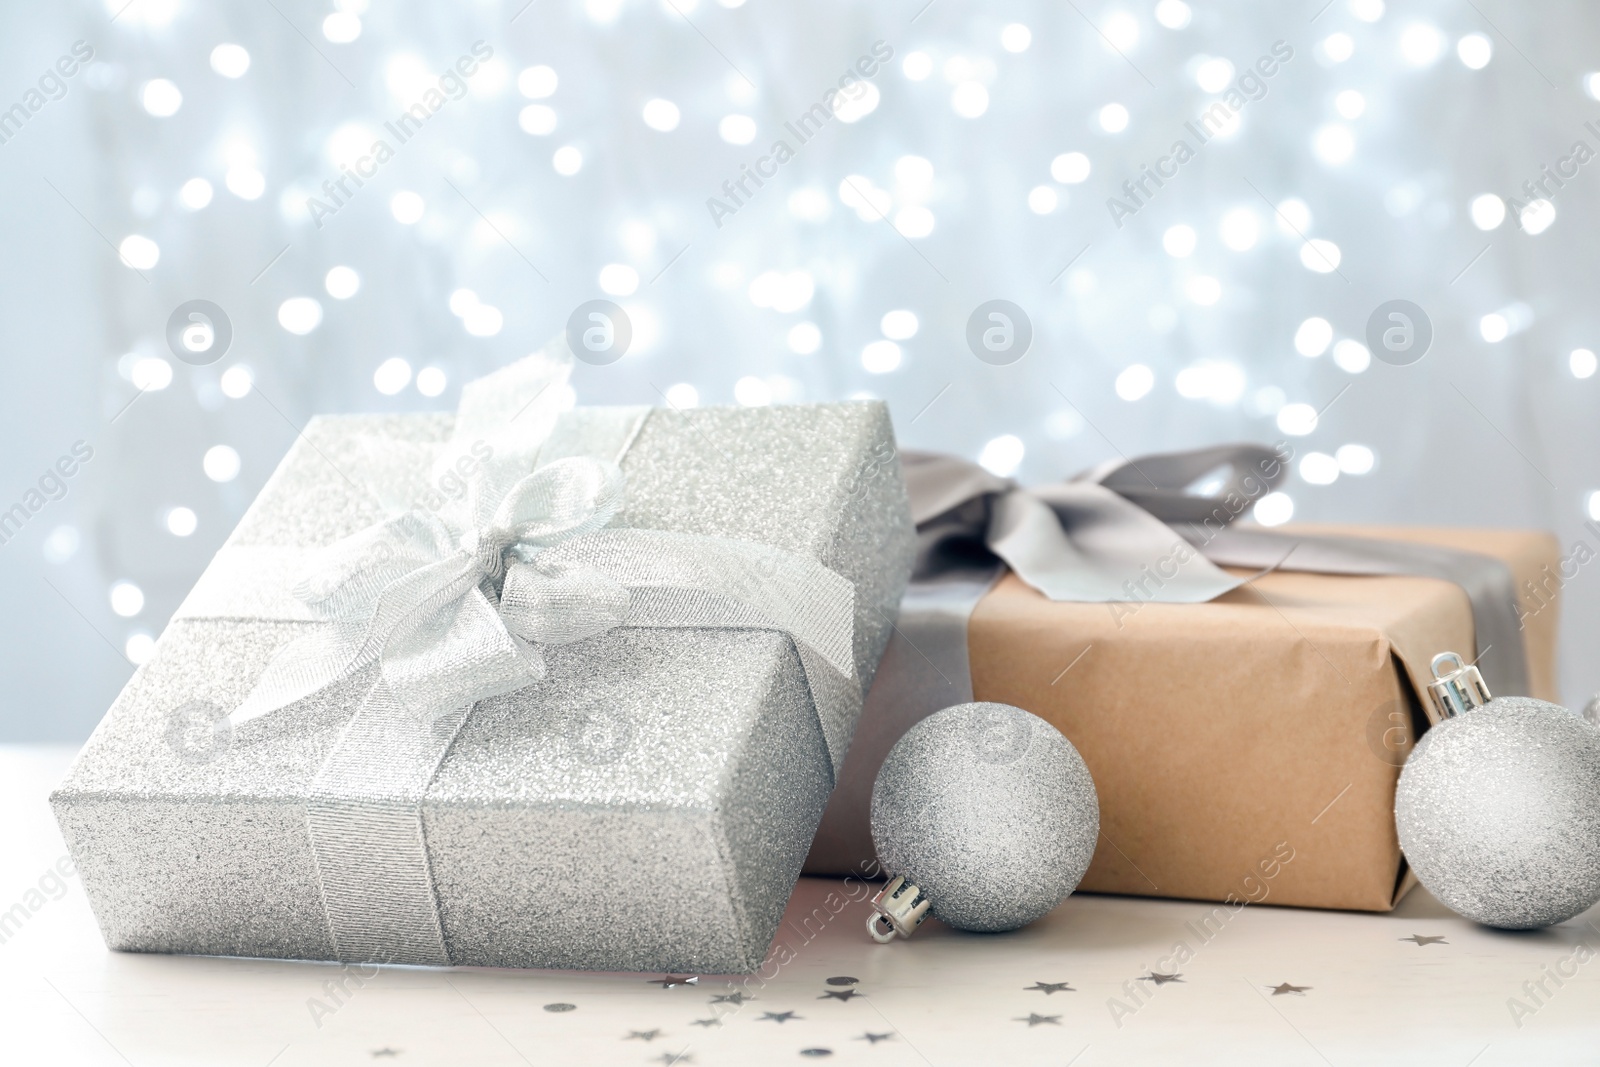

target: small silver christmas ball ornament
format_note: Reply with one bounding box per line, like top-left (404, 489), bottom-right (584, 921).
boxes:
top-left (1396, 652), bottom-right (1600, 930)
top-left (867, 702), bottom-right (1099, 940)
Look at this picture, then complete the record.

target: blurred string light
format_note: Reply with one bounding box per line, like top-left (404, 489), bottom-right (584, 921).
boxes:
top-left (1294, 317), bottom-right (1332, 356)
top-left (110, 581), bottom-right (144, 617)
top-left (1028, 186), bottom-right (1057, 214)
top-left (179, 178), bottom-right (212, 210)
top-left (1520, 198), bottom-right (1556, 234)
top-left (553, 146), bottom-right (582, 175)
top-left (1470, 193), bottom-right (1506, 230)
top-left (903, 52), bottom-right (933, 80)
top-left (978, 435), bottom-right (1025, 477)
top-left (1300, 452), bottom-right (1340, 485)
top-left (1350, 0), bottom-right (1385, 22)
top-left (1313, 124), bottom-right (1354, 165)
top-left (1051, 152), bottom-right (1091, 183)
top-left (1275, 198), bottom-right (1312, 234)
top-left (1216, 208), bottom-right (1258, 251)
top-left (1457, 34), bottom-right (1492, 69)
top-left (165, 506), bottom-right (197, 537)
top-left (1338, 444), bottom-right (1376, 474)
top-left (325, 265), bottom-right (360, 299)
top-left (1195, 57), bottom-right (1234, 93)
top-left (748, 271), bottom-right (814, 313)
top-left (1162, 224), bottom-right (1196, 258)
top-left (599, 264), bottom-right (640, 296)
top-left (1185, 275), bottom-right (1221, 305)
top-left (1100, 12), bottom-right (1140, 52)
top-left (416, 367), bottom-right (447, 397)
top-left (951, 81), bottom-right (988, 118)
top-left (42, 526), bottom-right (79, 564)
top-left (642, 98), bottom-right (680, 131)
top-left (391, 191), bottom-right (425, 224)
top-left (1300, 239), bottom-right (1342, 273)
top-left (788, 322), bottom-right (821, 354)
top-left (1098, 103), bottom-right (1129, 133)
top-left (374, 357), bottom-right (412, 395)
top-left (861, 340), bottom-right (901, 374)
top-left (1334, 90), bottom-right (1366, 119)
top-left (323, 12), bottom-right (362, 43)
top-left (1116, 364), bottom-right (1154, 401)
top-left (519, 65), bottom-right (558, 98)
top-left (1174, 361), bottom-right (1245, 405)
top-left (1571, 348), bottom-right (1598, 379)
top-left (1276, 402), bottom-right (1318, 436)
top-left (1000, 24), bottom-right (1032, 53)
top-left (1253, 492), bottom-right (1294, 526)
top-left (219, 365), bottom-right (253, 398)
top-left (1318, 33), bottom-right (1355, 65)
top-left (210, 44), bottom-right (250, 78)
top-left (719, 114), bottom-right (756, 144)
top-left (1400, 24), bottom-right (1444, 67)
top-left (203, 445), bottom-right (241, 482)
top-left (277, 297), bottom-right (323, 335)
top-left (131, 357), bottom-right (172, 391)
top-left (1154, 0), bottom-right (1192, 30)
top-left (881, 310), bottom-right (918, 339)
top-left (1333, 339), bottom-right (1371, 373)
top-left (664, 383), bottom-right (699, 409)
top-left (118, 235), bottom-right (159, 270)
top-left (520, 105), bottom-right (557, 135)
top-left (140, 79), bottom-right (182, 116)
top-left (734, 376), bottom-right (772, 406)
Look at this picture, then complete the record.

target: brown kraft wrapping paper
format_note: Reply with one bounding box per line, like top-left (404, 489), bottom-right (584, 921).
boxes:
top-left (808, 524), bottom-right (1560, 913)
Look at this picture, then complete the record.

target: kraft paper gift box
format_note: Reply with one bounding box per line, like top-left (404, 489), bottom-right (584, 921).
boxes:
top-left (52, 355), bottom-right (915, 974)
top-left (809, 523), bottom-right (1559, 913)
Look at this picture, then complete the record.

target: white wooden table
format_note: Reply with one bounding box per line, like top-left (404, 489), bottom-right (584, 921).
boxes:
top-left (5, 746), bottom-right (1598, 1066)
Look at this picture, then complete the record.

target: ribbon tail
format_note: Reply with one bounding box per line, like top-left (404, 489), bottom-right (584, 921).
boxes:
top-left (988, 485), bottom-right (1242, 603)
top-left (229, 623), bottom-right (371, 727)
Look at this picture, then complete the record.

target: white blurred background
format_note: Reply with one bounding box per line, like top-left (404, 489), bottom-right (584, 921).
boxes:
top-left (4, 0), bottom-right (1599, 739)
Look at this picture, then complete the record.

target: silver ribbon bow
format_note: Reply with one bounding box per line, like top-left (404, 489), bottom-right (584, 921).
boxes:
top-left (175, 348), bottom-right (860, 965)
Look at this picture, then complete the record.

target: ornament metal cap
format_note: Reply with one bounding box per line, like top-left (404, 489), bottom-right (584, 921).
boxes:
top-left (867, 875), bottom-right (931, 943)
top-left (1426, 651), bottom-right (1491, 720)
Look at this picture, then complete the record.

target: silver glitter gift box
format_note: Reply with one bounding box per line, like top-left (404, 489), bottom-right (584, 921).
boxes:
top-left (53, 386), bottom-right (913, 974)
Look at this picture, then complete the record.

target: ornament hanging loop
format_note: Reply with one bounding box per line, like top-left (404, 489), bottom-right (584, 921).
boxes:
top-left (1427, 651), bottom-right (1492, 720)
top-left (867, 875), bottom-right (932, 942)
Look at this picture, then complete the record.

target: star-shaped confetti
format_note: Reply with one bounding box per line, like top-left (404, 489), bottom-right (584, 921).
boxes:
top-left (1140, 972), bottom-right (1184, 985)
top-left (1269, 983), bottom-right (1311, 996)
top-left (711, 991), bottom-right (752, 1004)
top-left (1400, 935), bottom-right (1448, 946)
top-left (689, 1018), bottom-right (722, 1028)
top-left (1014, 1013), bottom-right (1061, 1027)
top-left (653, 1053), bottom-right (692, 1066)
top-left (758, 1011), bottom-right (800, 1023)
top-left (819, 988), bottom-right (859, 1001)
top-left (1025, 981), bottom-right (1074, 994)
top-left (626, 1029), bottom-right (663, 1041)
top-left (857, 1032), bottom-right (894, 1044)
top-left (371, 1052), bottom-right (400, 1060)
top-left (825, 976), bottom-right (859, 986)
top-left (648, 975), bottom-right (700, 988)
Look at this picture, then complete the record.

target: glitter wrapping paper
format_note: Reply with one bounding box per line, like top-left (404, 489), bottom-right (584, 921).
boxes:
top-left (51, 402), bottom-right (915, 974)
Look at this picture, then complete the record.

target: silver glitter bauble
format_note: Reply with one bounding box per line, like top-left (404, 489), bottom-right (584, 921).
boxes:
top-left (869, 702), bottom-right (1099, 933)
top-left (1397, 681), bottom-right (1600, 930)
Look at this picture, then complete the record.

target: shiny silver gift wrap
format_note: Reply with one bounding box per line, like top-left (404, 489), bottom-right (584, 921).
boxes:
top-left (52, 402), bottom-right (914, 974)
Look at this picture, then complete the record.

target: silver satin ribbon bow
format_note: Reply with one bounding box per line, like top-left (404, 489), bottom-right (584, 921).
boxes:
top-left (174, 349), bottom-right (859, 965)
